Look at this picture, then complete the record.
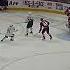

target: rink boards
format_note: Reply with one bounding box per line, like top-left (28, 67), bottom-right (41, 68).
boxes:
top-left (7, 7), bottom-right (64, 15)
top-left (6, 0), bottom-right (70, 15)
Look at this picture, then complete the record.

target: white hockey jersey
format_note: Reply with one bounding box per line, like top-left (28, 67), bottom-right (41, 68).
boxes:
top-left (6, 25), bottom-right (15, 37)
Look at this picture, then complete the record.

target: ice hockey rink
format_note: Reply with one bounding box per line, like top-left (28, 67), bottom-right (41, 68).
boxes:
top-left (0, 11), bottom-right (70, 70)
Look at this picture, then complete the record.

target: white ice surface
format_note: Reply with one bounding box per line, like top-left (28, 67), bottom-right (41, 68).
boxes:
top-left (0, 12), bottom-right (70, 70)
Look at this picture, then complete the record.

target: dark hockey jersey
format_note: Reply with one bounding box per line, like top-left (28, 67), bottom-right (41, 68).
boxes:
top-left (40, 20), bottom-right (49, 28)
top-left (27, 18), bottom-right (33, 28)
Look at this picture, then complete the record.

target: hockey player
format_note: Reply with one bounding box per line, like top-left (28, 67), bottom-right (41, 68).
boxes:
top-left (39, 18), bottom-right (52, 40)
top-left (66, 13), bottom-right (70, 30)
top-left (25, 12), bottom-right (34, 36)
top-left (68, 13), bottom-right (70, 27)
top-left (65, 7), bottom-right (70, 16)
top-left (1, 25), bottom-right (16, 41)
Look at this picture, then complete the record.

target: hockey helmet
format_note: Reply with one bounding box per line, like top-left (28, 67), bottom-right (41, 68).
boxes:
top-left (40, 18), bottom-right (43, 21)
top-left (28, 12), bottom-right (32, 15)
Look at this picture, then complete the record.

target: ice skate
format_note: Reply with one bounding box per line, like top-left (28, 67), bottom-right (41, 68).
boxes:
top-left (25, 33), bottom-right (28, 36)
top-left (50, 36), bottom-right (52, 40)
top-left (30, 31), bottom-right (33, 34)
